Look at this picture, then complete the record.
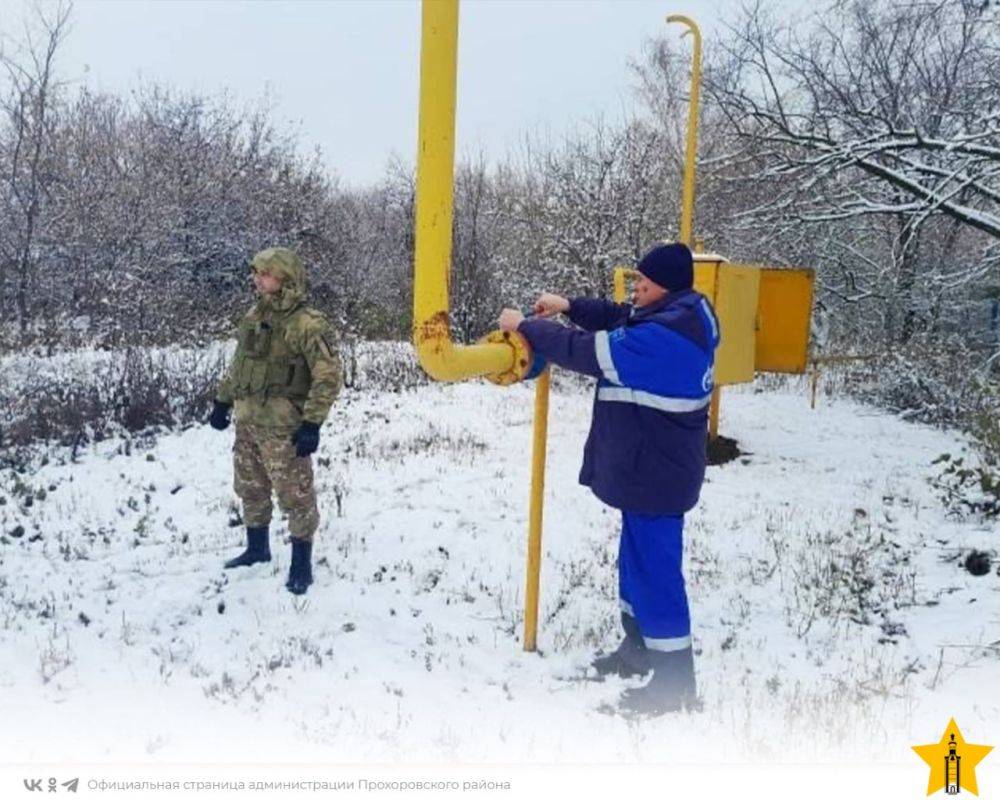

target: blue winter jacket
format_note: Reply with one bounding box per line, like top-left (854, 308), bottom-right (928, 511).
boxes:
top-left (517, 290), bottom-right (720, 515)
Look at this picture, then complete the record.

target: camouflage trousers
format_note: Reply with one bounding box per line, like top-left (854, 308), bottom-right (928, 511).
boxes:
top-left (233, 423), bottom-right (319, 542)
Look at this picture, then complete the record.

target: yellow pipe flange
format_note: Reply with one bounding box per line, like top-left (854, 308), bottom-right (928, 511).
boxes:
top-left (477, 329), bottom-right (534, 386)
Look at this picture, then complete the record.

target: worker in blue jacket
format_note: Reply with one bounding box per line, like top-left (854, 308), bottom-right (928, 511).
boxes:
top-left (498, 242), bottom-right (719, 716)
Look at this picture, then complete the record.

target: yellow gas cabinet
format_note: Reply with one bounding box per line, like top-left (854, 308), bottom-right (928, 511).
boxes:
top-left (755, 267), bottom-right (815, 374)
top-left (693, 255), bottom-right (759, 386)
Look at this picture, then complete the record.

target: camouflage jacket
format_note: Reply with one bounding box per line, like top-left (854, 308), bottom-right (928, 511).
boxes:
top-left (217, 249), bottom-right (341, 432)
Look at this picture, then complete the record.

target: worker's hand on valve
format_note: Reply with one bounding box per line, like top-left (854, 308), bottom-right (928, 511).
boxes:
top-left (498, 308), bottom-right (525, 332)
top-left (533, 292), bottom-right (570, 317)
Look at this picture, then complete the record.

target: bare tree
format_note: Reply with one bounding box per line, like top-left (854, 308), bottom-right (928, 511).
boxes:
top-left (702, 0), bottom-right (999, 343)
top-left (0, 0), bottom-right (71, 333)
top-left (512, 119), bottom-right (671, 299)
top-left (708, 2), bottom-right (999, 232)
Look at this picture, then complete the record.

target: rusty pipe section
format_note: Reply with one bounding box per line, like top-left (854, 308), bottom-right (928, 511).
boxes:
top-left (412, 0), bottom-right (514, 382)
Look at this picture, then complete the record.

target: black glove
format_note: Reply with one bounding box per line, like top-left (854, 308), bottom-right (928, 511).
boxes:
top-left (290, 421), bottom-right (320, 457)
top-left (208, 400), bottom-right (232, 431)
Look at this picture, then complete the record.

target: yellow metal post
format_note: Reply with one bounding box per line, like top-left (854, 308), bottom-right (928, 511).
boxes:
top-left (412, 0), bottom-right (513, 382)
top-left (613, 267), bottom-right (636, 303)
top-left (523, 367), bottom-right (550, 652)
top-left (669, 15), bottom-right (711, 432)
top-left (806, 353), bottom-right (876, 410)
top-left (708, 387), bottom-right (720, 440)
top-left (667, 14), bottom-right (702, 247)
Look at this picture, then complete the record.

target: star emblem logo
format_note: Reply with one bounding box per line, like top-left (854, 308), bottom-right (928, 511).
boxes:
top-left (912, 718), bottom-right (993, 796)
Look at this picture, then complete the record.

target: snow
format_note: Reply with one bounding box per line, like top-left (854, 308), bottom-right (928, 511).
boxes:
top-left (0, 365), bottom-right (997, 766)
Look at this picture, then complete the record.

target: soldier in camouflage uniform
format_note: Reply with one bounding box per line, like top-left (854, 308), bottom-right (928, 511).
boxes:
top-left (208, 247), bottom-right (341, 595)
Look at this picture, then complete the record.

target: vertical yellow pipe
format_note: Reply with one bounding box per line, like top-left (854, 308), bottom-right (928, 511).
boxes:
top-left (413, 0), bottom-right (512, 381)
top-left (613, 267), bottom-right (630, 303)
top-left (413, 0), bottom-right (457, 367)
top-left (523, 367), bottom-right (551, 652)
top-left (666, 14), bottom-right (702, 248)
top-left (708, 387), bottom-right (720, 440)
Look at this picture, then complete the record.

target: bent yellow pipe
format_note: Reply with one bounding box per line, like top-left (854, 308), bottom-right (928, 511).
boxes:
top-left (413, 0), bottom-right (514, 381)
top-left (666, 14), bottom-right (702, 248)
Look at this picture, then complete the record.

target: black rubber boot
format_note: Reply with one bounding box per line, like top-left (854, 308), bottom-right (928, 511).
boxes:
top-left (285, 539), bottom-right (314, 595)
top-left (223, 526), bottom-right (271, 569)
top-left (591, 613), bottom-right (650, 679)
top-left (619, 646), bottom-right (699, 717)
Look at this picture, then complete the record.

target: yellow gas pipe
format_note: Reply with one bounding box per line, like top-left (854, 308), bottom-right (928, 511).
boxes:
top-left (613, 267), bottom-right (636, 304)
top-left (412, 0), bottom-right (515, 382)
top-left (668, 14), bottom-right (701, 248)
top-left (522, 367), bottom-right (550, 652)
top-left (667, 14), bottom-right (719, 438)
top-left (412, 0), bottom-right (549, 651)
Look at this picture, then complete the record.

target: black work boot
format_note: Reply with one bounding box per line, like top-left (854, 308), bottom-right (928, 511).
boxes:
top-left (619, 646), bottom-right (699, 717)
top-left (591, 613), bottom-right (650, 679)
top-left (285, 539), bottom-right (314, 595)
top-left (223, 526), bottom-right (271, 569)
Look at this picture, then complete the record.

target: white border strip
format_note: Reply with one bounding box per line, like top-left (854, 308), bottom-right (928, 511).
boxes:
top-left (619, 599), bottom-right (635, 617)
top-left (593, 331), bottom-right (621, 385)
top-left (597, 386), bottom-right (711, 413)
top-left (643, 633), bottom-right (692, 653)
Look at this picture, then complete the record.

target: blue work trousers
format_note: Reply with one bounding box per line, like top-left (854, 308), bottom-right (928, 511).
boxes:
top-left (618, 511), bottom-right (692, 652)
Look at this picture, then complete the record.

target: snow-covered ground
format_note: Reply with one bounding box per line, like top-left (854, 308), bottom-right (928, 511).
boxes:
top-left (0, 367), bottom-right (997, 765)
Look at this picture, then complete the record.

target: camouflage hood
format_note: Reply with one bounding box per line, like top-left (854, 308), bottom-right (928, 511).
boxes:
top-left (252, 247), bottom-right (307, 314)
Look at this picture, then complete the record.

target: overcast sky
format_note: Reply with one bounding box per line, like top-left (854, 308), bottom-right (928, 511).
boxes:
top-left (18, 0), bottom-right (748, 188)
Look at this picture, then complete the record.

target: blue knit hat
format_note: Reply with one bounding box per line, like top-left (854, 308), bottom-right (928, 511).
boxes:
top-left (637, 243), bottom-right (693, 291)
